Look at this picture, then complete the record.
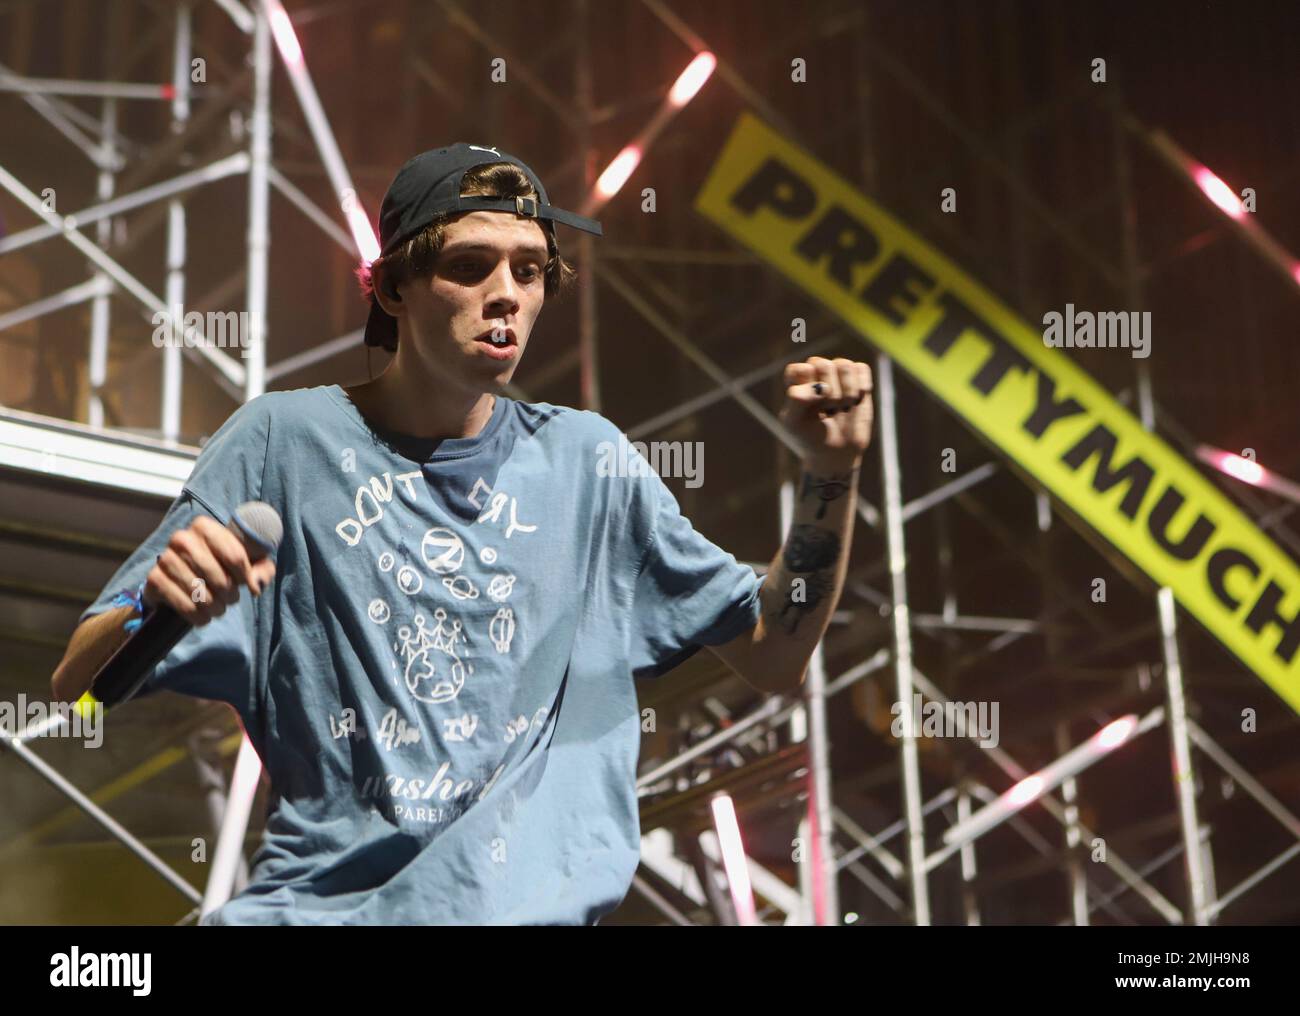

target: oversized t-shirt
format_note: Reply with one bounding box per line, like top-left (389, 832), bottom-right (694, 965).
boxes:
top-left (81, 385), bottom-right (763, 925)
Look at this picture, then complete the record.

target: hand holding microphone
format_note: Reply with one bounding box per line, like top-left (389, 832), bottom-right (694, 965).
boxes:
top-left (92, 501), bottom-right (284, 706)
top-left (144, 507), bottom-right (280, 625)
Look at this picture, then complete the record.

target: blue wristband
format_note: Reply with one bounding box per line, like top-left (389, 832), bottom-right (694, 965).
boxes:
top-left (110, 580), bottom-right (148, 634)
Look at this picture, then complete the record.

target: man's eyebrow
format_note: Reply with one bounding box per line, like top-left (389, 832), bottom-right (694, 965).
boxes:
top-left (439, 242), bottom-right (549, 260)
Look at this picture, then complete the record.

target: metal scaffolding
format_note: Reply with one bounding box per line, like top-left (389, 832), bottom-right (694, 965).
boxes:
top-left (1, 0), bottom-right (1298, 926)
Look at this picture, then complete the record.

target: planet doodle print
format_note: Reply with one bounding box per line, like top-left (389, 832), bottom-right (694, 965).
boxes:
top-left (486, 573), bottom-right (516, 602)
top-left (368, 599), bottom-right (391, 624)
top-left (397, 608), bottom-right (472, 705)
top-left (405, 653), bottom-right (470, 705)
top-left (396, 565), bottom-right (423, 595)
top-left (421, 527), bottom-right (464, 574)
top-left (377, 551), bottom-right (395, 572)
top-left (489, 607), bottom-right (515, 654)
top-left (479, 547), bottom-right (497, 565)
top-left (442, 575), bottom-right (479, 600)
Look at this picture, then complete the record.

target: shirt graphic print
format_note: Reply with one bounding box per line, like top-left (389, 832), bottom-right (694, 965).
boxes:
top-left (81, 385), bottom-right (764, 924)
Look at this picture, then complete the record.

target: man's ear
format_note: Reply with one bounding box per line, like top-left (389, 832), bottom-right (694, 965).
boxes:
top-left (372, 264), bottom-right (403, 316)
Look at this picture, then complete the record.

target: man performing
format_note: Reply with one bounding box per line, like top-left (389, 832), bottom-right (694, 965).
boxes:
top-left (51, 142), bottom-right (873, 925)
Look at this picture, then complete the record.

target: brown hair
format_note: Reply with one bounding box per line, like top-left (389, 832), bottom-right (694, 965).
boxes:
top-left (355, 162), bottom-right (578, 352)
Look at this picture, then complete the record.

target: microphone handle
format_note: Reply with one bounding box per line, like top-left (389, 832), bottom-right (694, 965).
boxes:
top-left (91, 602), bottom-right (192, 707)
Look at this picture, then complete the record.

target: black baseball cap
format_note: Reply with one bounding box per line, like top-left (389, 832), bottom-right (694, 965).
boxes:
top-left (363, 142), bottom-right (603, 349)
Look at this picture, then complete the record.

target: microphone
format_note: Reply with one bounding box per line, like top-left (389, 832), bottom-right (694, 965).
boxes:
top-left (91, 501), bottom-right (284, 707)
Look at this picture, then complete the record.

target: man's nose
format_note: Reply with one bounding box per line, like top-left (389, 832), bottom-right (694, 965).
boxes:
top-left (483, 259), bottom-right (520, 308)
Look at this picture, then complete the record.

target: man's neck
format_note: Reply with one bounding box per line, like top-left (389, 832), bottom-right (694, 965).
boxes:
top-left (349, 362), bottom-right (496, 441)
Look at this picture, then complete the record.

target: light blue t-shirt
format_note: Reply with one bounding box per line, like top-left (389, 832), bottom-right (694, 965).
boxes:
top-left (82, 385), bottom-right (763, 925)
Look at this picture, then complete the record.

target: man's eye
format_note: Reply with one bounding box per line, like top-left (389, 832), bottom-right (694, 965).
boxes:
top-left (518, 266), bottom-right (542, 280)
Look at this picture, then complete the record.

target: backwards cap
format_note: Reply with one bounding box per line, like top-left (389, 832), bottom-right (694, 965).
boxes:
top-left (364, 142), bottom-right (603, 349)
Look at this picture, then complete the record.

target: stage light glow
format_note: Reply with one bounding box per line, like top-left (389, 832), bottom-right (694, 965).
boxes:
top-left (943, 713), bottom-right (1143, 848)
top-left (346, 204), bottom-right (380, 262)
top-left (1193, 166), bottom-right (1246, 220)
top-left (1008, 775), bottom-right (1044, 806)
top-left (268, 4), bottom-right (303, 65)
top-left (595, 146), bottom-right (641, 200)
top-left (1196, 444), bottom-right (1300, 503)
top-left (1096, 715), bottom-right (1137, 749)
top-left (1218, 452), bottom-right (1266, 486)
top-left (710, 792), bottom-right (757, 926)
top-left (669, 51), bottom-right (716, 106)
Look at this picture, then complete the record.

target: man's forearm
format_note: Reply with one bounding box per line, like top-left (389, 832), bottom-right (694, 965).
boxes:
top-left (51, 606), bottom-right (137, 703)
top-left (753, 455), bottom-right (861, 691)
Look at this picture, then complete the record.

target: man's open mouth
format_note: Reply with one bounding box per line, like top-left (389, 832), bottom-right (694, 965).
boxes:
top-left (476, 328), bottom-right (516, 347)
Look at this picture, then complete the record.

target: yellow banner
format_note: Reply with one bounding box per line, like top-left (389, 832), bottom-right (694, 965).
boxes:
top-left (696, 111), bottom-right (1300, 714)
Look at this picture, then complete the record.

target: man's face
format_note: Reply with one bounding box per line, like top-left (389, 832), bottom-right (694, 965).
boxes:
top-left (392, 211), bottom-right (549, 392)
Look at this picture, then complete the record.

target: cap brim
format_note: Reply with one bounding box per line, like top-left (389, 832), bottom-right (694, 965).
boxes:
top-left (363, 299), bottom-right (398, 350)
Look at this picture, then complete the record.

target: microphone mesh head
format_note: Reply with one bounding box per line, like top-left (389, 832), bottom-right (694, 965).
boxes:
top-left (233, 501), bottom-right (284, 557)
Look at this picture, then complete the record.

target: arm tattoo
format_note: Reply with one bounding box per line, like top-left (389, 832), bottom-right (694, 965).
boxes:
top-left (770, 524), bottom-right (841, 634)
top-left (783, 524), bottom-right (840, 572)
top-left (799, 469), bottom-right (854, 521)
top-left (773, 570), bottom-right (833, 634)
